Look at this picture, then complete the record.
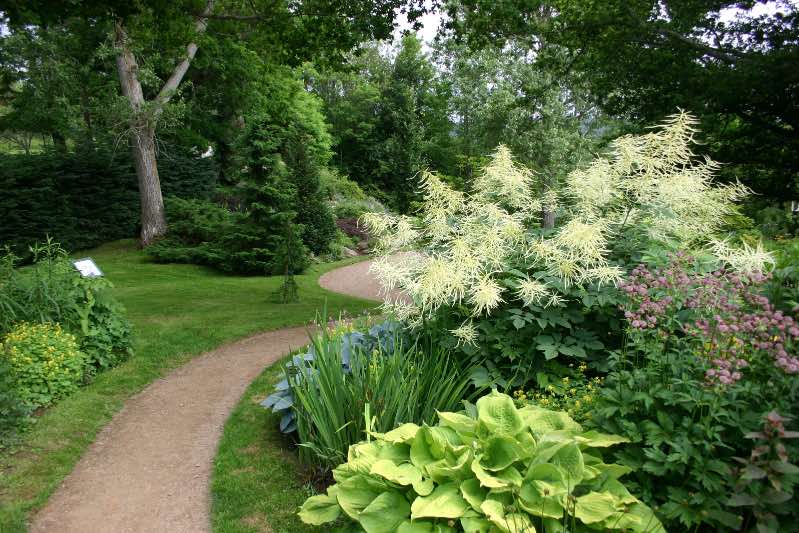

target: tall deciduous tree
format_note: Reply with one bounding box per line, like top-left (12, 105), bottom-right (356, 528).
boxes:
top-left (444, 0), bottom-right (799, 201)
top-left (4, 0), bottom-right (425, 244)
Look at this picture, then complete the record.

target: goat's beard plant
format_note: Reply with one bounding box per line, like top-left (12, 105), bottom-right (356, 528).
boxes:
top-left (362, 113), bottom-right (773, 383)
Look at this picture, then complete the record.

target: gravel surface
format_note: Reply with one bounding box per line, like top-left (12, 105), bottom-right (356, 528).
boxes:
top-left (31, 258), bottom-right (392, 533)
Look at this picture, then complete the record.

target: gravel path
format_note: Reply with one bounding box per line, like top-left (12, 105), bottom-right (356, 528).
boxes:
top-left (30, 258), bottom-right (389, 533)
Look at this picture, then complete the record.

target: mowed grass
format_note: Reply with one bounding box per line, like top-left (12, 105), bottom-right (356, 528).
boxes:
top-left (212, 357), bottom-right (323, 533)
top-left (0, 239), bottom-right (377, 532)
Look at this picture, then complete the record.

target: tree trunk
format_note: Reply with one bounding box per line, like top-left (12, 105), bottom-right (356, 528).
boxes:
top-left (541, 209), bottom-right (556, 229)
top-left (115, 22), bottom-right (167, 246)
top-left (132, 121), bottom-right (167, 246)
top-left (52, 131), bottom-right (67, 152)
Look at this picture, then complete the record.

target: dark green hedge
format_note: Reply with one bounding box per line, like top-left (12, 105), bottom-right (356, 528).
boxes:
top-left (0, 147), bottom-right (217, 255)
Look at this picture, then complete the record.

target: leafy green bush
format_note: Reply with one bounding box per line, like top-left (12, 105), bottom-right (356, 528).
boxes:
top-left (147, 196), bottom-right (310, 275)
top-left (299, 390), bottom-right (664, 532)
top-left (0, 240), bottom-right (133, 374)
top-left (726, 411), bottom-right (799, 533)
top-left (364, 114), bottom-right (767, 387)
top-left (319, 168), bottom-right (386, 218)
top-left (592, 254), bottom-right (799, 530)
top-left (0, 356), bottom-right (29, 444)
top-left (0, 145), bottom-right (217, 257)
top-left (274, 322), bottom-right (482, 468)
top-left (1, 322), bottom-right (86, 409)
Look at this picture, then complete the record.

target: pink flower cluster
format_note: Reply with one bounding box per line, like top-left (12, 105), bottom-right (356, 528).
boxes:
top-left (619, 253), bottom-right (799, 386)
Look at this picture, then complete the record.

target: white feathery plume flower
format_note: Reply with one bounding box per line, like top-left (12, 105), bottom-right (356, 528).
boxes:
top-left (359, 212), bottom-right (395, 239)
top-left (450, 321), bottom-right (478, 347)
top-left (544, 292), bottom-right (566, 308)
top-left (711, 239), bottom-right (775, 274)
top-left (390, 216), bottom-right (419, 248)
top-left (553, 218), bottom-right (610, 266)
top-left (580, 265), bottom-right (625, 287)
top-left (361, 112), bottom-right (769, 324)
top-left (469, 276), bottom-right (504, 316)
top-left (516, 278), bottom-right (550, 307)
top-left (472, 145), bottom-right (533, 209)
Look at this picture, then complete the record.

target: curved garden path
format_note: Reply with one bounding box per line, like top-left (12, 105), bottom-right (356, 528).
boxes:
top-left (31, 258), bottom-right (387, 533)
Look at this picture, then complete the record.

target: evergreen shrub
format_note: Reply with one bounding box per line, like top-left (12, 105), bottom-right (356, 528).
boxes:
top-left (0, 146), bottom-right (217, 256)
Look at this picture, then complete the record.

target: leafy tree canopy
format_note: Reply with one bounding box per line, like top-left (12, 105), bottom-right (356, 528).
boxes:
top-left (444, 0), bottom-right (799, 200)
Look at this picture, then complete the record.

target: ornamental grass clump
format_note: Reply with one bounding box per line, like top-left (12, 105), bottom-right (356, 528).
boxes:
top-left (298, 390), bottom-right (664, 532)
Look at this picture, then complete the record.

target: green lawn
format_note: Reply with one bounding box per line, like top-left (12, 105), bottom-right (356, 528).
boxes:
top-left (212, 356), bottom-right (325, 533)
top-left (0, 240), bottom-right (377, 532)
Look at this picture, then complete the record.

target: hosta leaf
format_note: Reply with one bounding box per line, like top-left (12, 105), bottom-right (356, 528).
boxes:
top-left (575, 430), bottom-right (629, 448)
top-left (480, 436), bottom-right (523, 471)
top-left (438, 411), bottom-right (478, 435)
top-left (298, 491), bottom-right (340, 525)
top-left (550, 443), bottom-right (584, 485)
top-left (461, 516), bottom-right (494, 532)
top-left (460, 478), bottom-right (488, 512)
top-left (574, 492), bottom-right (618, 524)
top-left (370, 459), bottom-right (423, 486)
top-left (426, 448), bottom-right (473, 484)
top-left (411, 482), bottom-right (469, 520)
top-left (476, 391), bottom-right (524, 436)
top-left (382, 423), bottom-right (421, 444)
top-left (518, 406), bottom-right (581, 439)
top-left (413, 476), bottom-right (435, 496)
top-left (359, 491), bottom-right (411, 533)
top-left (472, 457), bottom-right (522, 489)
top-left (397, 520), bottom-right (435, 532)
top-left (335, 475), bottom-right (382, 520)
top-left (481, 499), bottom-right (536, 533)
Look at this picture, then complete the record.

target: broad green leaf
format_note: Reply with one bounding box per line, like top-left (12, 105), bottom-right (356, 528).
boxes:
top-left (461, 516), bottom-right (494, 532)
top-left (413, 476), bottom-right (435, 496)
top-left (397, 520), bottom-right (435, 533)
top-left (382, 423), bottom-right (421, 444)
top-left (595, 477), bottom-right (638, 504)
top-left (426, 447), bottom-right (473, 484)
top-left (575, 430), bottom-right (629, 448)
top-left (542, 518), bottom-right (565, 533)
top-left (600, 502), bottom-right (665, 533)
top-left (335, 475), bottom-right (382, 520)
top-left (460, 478), bottom-right (488, 512)
top-left (476, 391), bottom-right (524, 436)
top-left (550, 443), bottom-right (584, 485)
top-left (411, 428), bottom-right (436, 469)
top-left (472, 457), bottom-right (522, 489)
top-left (518, 481), bottom-right (566, 519)
top-left (411, 482), bottom-right (470, 520)
top-left (438, 411), bottom-right (478, 435)
top-left (574, 492), bottom-right (618, 524)
top-left (370, 459), bottom-right (423, 486)
top-left (481, 499), bottom-right (536, 533)
top-left (359, 491), bottom-right (411, 533)
top-left (298, 492), bottom-right (340, 525)
top-left (480, 436), bottom-right (523, 471)
top-left (517, 406), bottom-right (581, 439)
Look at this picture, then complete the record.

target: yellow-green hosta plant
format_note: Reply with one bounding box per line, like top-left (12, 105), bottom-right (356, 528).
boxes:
top-left (298, 390), bottom-right (664, 532)
top-left (362, 113), bottom-right (773, 381)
